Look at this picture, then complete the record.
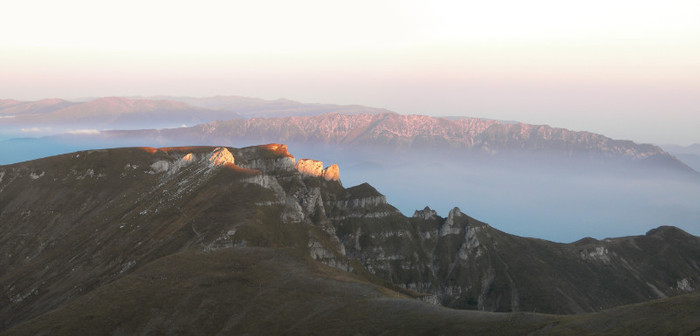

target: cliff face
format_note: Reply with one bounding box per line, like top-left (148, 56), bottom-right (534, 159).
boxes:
top-left (1, 144), bottom-right (698, 333)
top-left (334, 202), bottom-right (700, 313)
top-left (295, 159), bottom-right (340, 181)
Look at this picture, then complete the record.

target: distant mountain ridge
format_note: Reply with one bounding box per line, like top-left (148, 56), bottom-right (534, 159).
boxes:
top-left (663, 144), bottom-right (700, 173)
top-left (0, 98), bottom-right (77, 117)
top-left (98, 112), bottom-right (696, 174)
top-left (0, 96), bottom-right (390, 133)
top-left (159, 95), bottom-right (393, 117)
top-left (0, 97), bottom-right (227, 130)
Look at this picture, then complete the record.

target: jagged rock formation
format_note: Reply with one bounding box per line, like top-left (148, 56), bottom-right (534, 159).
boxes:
top-left (321, 163), bottom-right (340, 181)
top-left (295, 159), bottom-right (340, 181)
top-left (1, 144), bottom-right (698, 335)
top-left (413, 206), bottom-right (438, 220)
top-left (208, 147), bottom-right (235, 166)
top-left (332, 200), bottom-right (700, 312)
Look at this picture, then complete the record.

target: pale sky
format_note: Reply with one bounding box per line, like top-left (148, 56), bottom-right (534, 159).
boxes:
top-left (2, 0), bottom-right (699, 145)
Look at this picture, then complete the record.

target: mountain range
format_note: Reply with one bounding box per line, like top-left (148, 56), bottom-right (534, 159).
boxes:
top-left (97, 112), bottom-right (695, 173)
top-left (1, 145), bottom-right (698, 335)
top-left (2, 96), bottom-right (695, 174)
top-left (0, 96), bottom-right (389, 134)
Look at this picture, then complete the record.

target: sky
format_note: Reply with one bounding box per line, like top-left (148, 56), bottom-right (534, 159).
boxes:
top-left (1, 0), bottom-right (699, 145)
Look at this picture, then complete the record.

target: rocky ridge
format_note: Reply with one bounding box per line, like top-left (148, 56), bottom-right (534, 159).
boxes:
top-left (1, 144), bottom-right (699, 334)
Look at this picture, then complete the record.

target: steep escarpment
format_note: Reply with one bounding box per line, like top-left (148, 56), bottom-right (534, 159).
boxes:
top-left (414, 210), bottom-right (700, 313)
top-left (1, 144), bottom-right (698, 334)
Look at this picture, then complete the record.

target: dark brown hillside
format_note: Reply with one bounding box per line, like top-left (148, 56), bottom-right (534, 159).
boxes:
top-left (1, 247), bottom-right (555, 336)
top-left (334, 206), bottom-right (700, 314)
top-left (1, 145), bottom-right (698, 334)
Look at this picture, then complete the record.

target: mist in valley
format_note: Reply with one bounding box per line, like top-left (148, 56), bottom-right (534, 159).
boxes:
top-left (290, 144), bottom-right (700, 242)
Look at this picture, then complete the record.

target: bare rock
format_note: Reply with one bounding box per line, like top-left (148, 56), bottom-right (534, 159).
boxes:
top-left (209, 147), bottom-right (235, 166)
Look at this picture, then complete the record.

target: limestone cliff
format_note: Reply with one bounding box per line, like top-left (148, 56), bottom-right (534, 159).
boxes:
top-left (295, 159), bottom-right (341, 181)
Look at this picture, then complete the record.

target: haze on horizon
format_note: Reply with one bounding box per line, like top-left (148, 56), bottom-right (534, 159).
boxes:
top-left (2, 0), bottom-right (699, 145)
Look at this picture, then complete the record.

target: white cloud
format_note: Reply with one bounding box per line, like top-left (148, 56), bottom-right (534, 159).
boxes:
top-left (20, 127), bottom-right (49, 133)
top-left (66, 129), bottom-right (100, 135)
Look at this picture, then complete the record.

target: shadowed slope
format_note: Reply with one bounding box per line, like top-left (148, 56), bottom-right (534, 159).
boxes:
top-left (1, 248), bottom-right (554, 336)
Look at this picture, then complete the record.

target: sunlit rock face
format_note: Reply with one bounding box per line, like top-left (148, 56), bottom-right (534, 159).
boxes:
top-left (238, 143), bottom-right (296, 172)
top-left (322, 164), bottom-right (340, 181)
top-left (295, 159), bottom-right (341, 181)
top-left (295, 159), bottom-right (324, 177)
top-left (209, 147), bottom-right (235, 166)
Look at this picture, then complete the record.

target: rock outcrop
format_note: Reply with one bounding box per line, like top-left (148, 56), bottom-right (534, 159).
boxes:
top-left (295, 159), bottom-right (323, 177)
top-left (208, 147), bottom-right (235, 166)
top-left (237, 143), bottom-right (297, 173)
top-left (322, 164), bottom-right (340, 181)
top-left (295, 159), bottom-right (341, 181)
top-left (413, 206), bottom-right (438, 220)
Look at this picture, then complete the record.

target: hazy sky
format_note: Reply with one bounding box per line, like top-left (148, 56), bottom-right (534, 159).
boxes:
top-left (2, 0), bottom-right (699, 145)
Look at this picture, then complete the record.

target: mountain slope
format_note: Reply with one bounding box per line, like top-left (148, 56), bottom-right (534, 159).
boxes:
top-left (1, 247), bottom-right (555, 336)
top-left (664, 143), bottom-right (700, 173)
top-left (1, 145), bottom-right (699, 334)
top-left (0, 99), bottom-right (77, 117)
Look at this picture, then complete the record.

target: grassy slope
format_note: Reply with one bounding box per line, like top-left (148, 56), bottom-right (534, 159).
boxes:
top-left (1, 247), bottom-right (554, 336)
top-left (4, 246), bottom-right (698, 336)
top-left (536, 291), bottom-right (700, 335)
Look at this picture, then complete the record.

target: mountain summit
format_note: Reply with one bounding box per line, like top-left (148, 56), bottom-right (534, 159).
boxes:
top-left (1, 145), bottom-right (698, 334)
